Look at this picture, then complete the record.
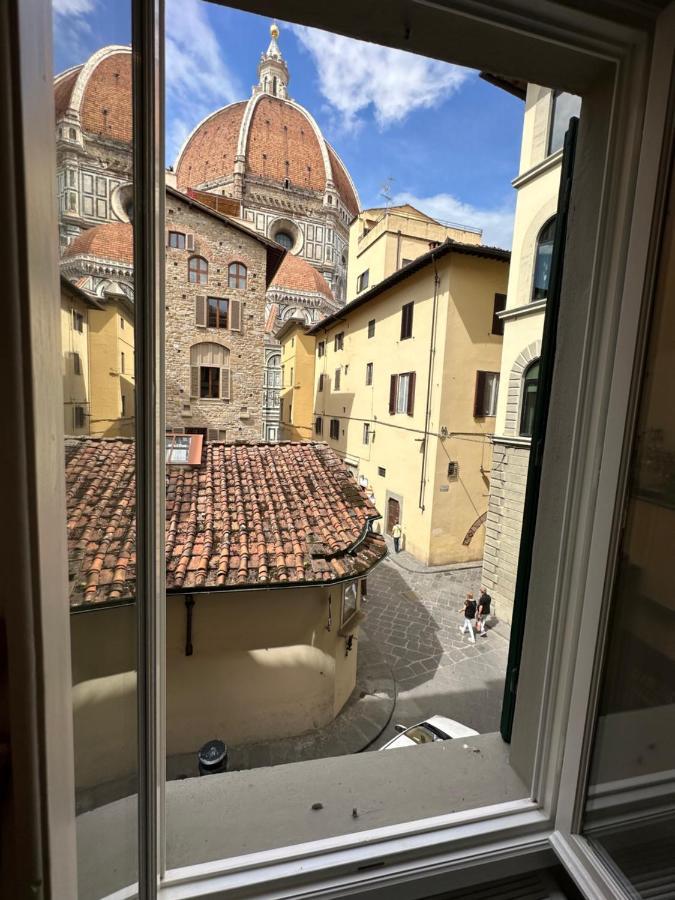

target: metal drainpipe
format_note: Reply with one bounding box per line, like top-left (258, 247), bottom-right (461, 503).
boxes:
top-left (419, 253), bottom-right (441, 512)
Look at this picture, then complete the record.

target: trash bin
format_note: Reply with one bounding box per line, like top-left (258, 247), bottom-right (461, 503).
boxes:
top-left (197, 739), bottom-right (227, 776)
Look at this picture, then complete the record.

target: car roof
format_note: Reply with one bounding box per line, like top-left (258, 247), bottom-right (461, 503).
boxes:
top-left (425, 715), bottom-right (479, 738)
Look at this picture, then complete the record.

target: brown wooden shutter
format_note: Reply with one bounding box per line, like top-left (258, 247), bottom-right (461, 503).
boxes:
top-left (220, 367), bottom-right (231, 400)
top-left (230, 298), bottom-right (242, 331)
top-left (389, 374), bottom-right (398, 415)
top-left (473, 371), bottom-right (486, 417)
top-left (165, 229), bottom-right (170, 247)
top-left (186, 233), bottom-right (195, 251)
top-left (190, 366), bottom-right (200, 398)
top-left (407, 372), bottom-right (416, 416)
top-left (195, 295), bottom-right (206, 326)
top-left (492, 293), bottom-right (507, 335)
top-left (207, 428), bottom-right (219, 441)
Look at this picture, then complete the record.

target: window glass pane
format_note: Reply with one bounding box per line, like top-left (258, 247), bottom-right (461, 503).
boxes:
top-left (548, 91), bottom-right (582, 156)
top-left (54, 1), bottom-right (138, 893)
top-left (532, 219), bottom-right (555, 300)
top-left (582, 154), bottom-right (675, 890)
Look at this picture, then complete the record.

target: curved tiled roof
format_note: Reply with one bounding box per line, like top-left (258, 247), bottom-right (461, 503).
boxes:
top-left (54, 47), bottom-right (132, 143)
top-left (270, 253), bottom-right (333, 300)
top-left (64, 222), bottom-right (134, 265)
top-left (175, 94), bottom-right (360, 216)
top-left (65, 438), bottom-right (386, 607)
top-left (175, 102), bottom-right (247, 191)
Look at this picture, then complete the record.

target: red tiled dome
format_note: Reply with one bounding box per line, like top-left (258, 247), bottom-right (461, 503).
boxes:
top-left (54, 47), bottom-right (132, 144)
top-left (176, 94), bottom-right (359, 217)
top-left (270, 254), bottom-right (333, 299)
top-left (64, 222), bottom-right (134, 265)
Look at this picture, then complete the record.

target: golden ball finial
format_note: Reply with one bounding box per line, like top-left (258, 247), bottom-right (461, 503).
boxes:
top-left (270, 22), bottom-right (279, 39)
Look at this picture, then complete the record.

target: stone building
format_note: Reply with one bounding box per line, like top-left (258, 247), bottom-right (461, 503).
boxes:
top-left (174, 23), bottom-right (360, 304)
top-left (165, 187), bottom-right (284, 439)
top-left (481, 83), bottom-right (581, 623)
top-left (54, 46), bottom-right (133, 249)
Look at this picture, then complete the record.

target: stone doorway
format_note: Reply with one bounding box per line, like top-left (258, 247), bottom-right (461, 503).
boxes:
top-left (386, 497), bottom-right (400, 535)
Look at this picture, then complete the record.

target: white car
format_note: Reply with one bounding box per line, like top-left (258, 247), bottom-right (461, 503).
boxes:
top-left (379, 715), bottom-right (479, 750)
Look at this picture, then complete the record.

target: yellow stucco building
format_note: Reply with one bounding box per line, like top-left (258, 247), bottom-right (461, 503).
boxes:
top-left (346, 203), bottom-right (482, 301)
top-left (290, 240), bottom-right (509, 565)
top-left (60, 277), bottom-right (99, 436)
top-left (276, 318), bottom-right (317, 441)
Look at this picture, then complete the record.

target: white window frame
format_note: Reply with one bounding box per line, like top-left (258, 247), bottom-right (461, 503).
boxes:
top-left (12, 0), bottom-right (675, 897)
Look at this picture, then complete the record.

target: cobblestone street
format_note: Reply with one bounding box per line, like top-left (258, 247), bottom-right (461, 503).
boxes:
top-left (363, 545), bottom-right (511, 750)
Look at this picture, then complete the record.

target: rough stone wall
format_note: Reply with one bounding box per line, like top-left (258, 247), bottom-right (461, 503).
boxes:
top-left (482, 442), bottom-right (530, 624)
top-left (165, 195), bottom-right (267, 440)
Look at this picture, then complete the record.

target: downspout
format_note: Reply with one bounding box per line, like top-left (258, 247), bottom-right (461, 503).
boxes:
top-left (419, 253), bottom-right (441, 512)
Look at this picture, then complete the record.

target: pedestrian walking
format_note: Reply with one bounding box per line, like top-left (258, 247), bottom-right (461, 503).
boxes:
top-left (477, 587), bottom-right (492, 637)
top-left (459, 592), bottom-right (477, 643)
top-left (392, 522), bottom-right (402, 553)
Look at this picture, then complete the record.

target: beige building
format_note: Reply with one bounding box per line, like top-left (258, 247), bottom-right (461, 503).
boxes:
top-left (302, 240), bottom-right (509, 565)
top-left (60, 276), bottom-right (100, 436)
top-left (276, 318), bottom-right (316, 441)
top-left (65, 437), bottom-right (385, 793)
top-left (61, 222), bottom-right (135, 437)
top-left (346, 204), bottom-right (482, 301)
top-left (482, 85), bottom-right (581, 623)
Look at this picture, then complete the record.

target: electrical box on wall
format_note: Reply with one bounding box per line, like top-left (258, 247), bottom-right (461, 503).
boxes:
top-left (447, 461), bottom-right (459, 479)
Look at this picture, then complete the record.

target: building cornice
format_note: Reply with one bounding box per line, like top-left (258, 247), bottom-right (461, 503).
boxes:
top-left (512, 148), bottom-right (563, 190)
top-left (497, 298), bottom-right (547, 322)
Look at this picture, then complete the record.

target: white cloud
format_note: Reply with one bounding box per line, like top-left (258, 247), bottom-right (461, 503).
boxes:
top-left (394, 191), bottom-right (516, 249)
top-left (165, 0), bottom-right (240, 163)
top-left (52, 0), bottom-right (95, 14)
top-left (291, 25), bottom-right (470, 130)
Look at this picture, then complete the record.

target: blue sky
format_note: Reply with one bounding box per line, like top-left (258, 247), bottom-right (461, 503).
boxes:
top-left (53, 0), bottom-right (523, 247)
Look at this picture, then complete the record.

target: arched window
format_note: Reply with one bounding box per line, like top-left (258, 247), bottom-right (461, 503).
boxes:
top-left (190, 342), bottom-right (230, 400)
top-left (228, 262), bottom-right (247, 289)
top-left (520, 360), bottom-right (540, 437)
top-left (532, 218), bottom-right (556, 300)
top-left (188, 255), bottom-right (208, 285)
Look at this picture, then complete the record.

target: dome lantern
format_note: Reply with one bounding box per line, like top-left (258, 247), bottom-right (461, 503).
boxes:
top-left (256, 21), bottom-right (289, 99)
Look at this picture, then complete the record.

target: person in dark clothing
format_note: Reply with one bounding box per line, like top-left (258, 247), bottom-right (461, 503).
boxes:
top-left (477, 587), bottom-right (492, 637)
top-left (459, 592), bottom-right (477, 643)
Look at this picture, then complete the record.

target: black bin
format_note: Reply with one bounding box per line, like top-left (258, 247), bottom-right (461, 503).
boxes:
top-left (198, 739), bottom-right (227, 776)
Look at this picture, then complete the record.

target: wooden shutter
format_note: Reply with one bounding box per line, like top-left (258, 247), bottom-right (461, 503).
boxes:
top-left (492, 293), bottom-right (507, 336)
top-left (190, 366), bottom-right (200, 398)
top-left (473, 371), bottom-right (486, 417)
top-left (389, 374), bottom-right (398, 415)
top-left (230, 298), bottom-right (242, 331)
top-left (407, 372), bottom-right (416, 416)
top-left (186, 233), bottom-right (195, 251)
top-left (207, 428), bottom-right (219, 441)
top-left (195, 295), bottom-right (206, 327)
top-left (220, 367), bottom-right (231, 400)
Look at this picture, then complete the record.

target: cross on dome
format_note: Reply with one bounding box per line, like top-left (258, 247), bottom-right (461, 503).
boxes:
top-left (256, 22), bottom-right (289, 98)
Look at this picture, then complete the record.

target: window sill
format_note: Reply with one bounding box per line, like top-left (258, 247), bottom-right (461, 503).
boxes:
top-left (76, 733), bottom-right (531, 898)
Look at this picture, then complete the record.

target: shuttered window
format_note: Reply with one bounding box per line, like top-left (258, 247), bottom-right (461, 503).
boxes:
top-left (335, 368), bottom-right (341, 390)
top-left (473, 371), bottom-right (499, 417)
top-left (492, 293), bottom-right (507, 335)
top-left (318, 373), bottom-right (325, 392)
top-left (189, 342), bottom-right (231, 401)
top-left (400, 302), bottom-right (414, 340)
top-left (389, 372), bottom-right (416, 416)
top-left (329, 419), bottom-right (340, 440)
top-left (317, 341), bottom-right (325, 357)
top-left (366, 362), bottom-right (373, 386)
top-left (167, 231), bottom-right (186, 249)
top-left (314, 417), bottom-right (322, 436)
top-left (207, 298), bottom-right (228, 329)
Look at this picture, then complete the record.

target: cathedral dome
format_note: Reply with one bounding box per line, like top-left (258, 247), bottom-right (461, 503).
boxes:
top-left (54, 46), bottom-right (132, 143)
top-left (270, 253), bottom-right (334, 300)
top-left (174, 27), bottom-right (359, 218)
top-left (64, 222), bottom-right (134, 265)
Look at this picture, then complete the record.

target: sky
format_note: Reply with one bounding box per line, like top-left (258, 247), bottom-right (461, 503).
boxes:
top-left (53, 0), bottom-right (524, 248)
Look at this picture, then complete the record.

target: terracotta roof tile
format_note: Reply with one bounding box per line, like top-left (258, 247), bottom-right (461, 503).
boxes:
top-left (65, 438), bottom-right (385, 608)
top-left (270, 254), bottom-right (334, 300)
top-left (63, 222), bottom-right (134, 265)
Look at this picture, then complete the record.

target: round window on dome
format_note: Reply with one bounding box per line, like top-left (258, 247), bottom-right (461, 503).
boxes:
top-left (275, 231), bottom-right (293, 249)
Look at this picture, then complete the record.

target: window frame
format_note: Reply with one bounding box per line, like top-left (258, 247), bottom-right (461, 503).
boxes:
top-left (400, 301), bottom-right (414, 340)
top-left (356, 269), bottom-right (369, 293)
top-left (228, 261), bottom-right (247, 289)
top-left (188, 254), bottom-right (208, 284)
top-left (329, 418), bottom-right (340, 440)
top-left (474, 370), bottom-right (500, 418)
top-left (16, 0), bottom-right (673, 896)
top-left (168, 230), bottom-right (186, 250)
top-left (206, 296), bottom-right (229, 330)
top-left (532, 217), bottom-right (556, 301)
top-left (367, 318), bottom-right (375, 338)
top-left (519, 360), bottom-right (540, 436)
top-left (365, 361), bottom-right (373, 386)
